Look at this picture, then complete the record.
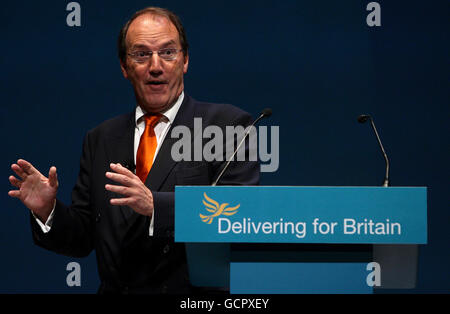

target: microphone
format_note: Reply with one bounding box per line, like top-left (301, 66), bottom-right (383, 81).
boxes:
top-left (211, 108), bottom-right (272, 186)
top-left (261, 108), bottom-right (272, 118)
top-left (358, 114), bottom-right (390, 187)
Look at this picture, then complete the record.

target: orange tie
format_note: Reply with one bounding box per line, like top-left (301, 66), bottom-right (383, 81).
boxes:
top-left (136, 114), bottom-right (161, 183)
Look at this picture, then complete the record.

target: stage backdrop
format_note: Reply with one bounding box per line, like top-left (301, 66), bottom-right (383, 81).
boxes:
top-left (0, 0), bottom-right (448, 293)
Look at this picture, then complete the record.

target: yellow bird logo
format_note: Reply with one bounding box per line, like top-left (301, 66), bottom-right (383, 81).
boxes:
top-left (199, 193), bottom-right (240, 224)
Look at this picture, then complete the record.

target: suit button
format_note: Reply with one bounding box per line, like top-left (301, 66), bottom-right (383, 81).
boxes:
top-left (95, 213), bottom-right (101, 223)
top-left (163, 245), bottom-right (170, 254)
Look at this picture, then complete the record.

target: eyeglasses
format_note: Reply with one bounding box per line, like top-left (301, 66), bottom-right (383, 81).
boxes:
top-left (127, 48), bottom-right (182, 63)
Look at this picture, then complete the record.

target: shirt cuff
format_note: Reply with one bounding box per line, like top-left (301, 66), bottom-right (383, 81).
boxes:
top-left (149, 211), bottom-right (154, 236)
top-left (33, 202), bottom-right (56, 234)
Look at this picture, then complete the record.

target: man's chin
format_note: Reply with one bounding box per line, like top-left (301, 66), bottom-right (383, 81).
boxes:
top-left (140, 97), bottom-right (173, 114)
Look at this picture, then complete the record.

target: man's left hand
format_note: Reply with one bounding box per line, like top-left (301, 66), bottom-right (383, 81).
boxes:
top-left (105, 163), bottom-right (154, 217)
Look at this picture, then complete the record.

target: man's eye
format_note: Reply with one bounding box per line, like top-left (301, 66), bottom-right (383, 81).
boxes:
top-left (133, 51), bottom-right (150, 58)
top-left (161, 49), bottom-right (175, 56)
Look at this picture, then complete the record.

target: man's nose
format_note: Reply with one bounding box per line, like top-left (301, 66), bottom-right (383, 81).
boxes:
top-left (148, 54), bottom-right (163, 76)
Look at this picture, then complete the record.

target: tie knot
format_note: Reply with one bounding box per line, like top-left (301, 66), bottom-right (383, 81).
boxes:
top-left (144, 113), bottom-right (162, 127)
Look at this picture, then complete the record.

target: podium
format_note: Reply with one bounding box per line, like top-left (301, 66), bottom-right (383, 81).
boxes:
top-left (175, 186), bottom-right (427, 294)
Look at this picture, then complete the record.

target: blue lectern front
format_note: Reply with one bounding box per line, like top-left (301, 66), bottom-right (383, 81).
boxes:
top-left (175, 186), bottom-right (427, 294)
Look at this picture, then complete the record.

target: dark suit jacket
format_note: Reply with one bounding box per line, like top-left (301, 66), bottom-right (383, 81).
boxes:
top-left (31, 95), bottom-right (259, 294)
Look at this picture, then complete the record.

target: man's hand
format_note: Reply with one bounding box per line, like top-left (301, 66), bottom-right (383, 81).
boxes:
top-left (105, 163), bottom-right (154, 217)
top-left (8, 159), bottom-right (58, 223)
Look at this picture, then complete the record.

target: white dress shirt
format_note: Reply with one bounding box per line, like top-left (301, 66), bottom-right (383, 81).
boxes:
top-left (34, 92), bottom-right (184, 236)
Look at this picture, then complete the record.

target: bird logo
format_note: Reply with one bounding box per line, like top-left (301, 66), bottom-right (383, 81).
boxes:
top-left (199, 193), bottom-right (240, 224)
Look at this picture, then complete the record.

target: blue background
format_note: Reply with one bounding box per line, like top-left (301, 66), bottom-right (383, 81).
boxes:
top-left (1, 1), bottom-right (448, 293)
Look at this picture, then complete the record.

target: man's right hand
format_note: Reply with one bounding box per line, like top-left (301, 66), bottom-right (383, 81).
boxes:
top-left (8, 159), bottom-right (58, 223)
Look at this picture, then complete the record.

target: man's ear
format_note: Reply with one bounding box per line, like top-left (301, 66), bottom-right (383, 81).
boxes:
top-left (183, 53), bottom-right (189, 74)
top-left (120, 60), bottom-right (129, 79)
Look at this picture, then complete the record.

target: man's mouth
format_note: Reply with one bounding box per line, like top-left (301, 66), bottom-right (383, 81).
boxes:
top-left (145, 80), bottom-right (168, 92)
top-left (146, 81), bottom-right (168, 85)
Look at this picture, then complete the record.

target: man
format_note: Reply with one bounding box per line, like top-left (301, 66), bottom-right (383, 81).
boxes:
top-left (8, 7), bottom-right (259, 294)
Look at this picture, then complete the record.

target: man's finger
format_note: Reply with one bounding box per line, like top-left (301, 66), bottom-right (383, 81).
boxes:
top-left (11, 164), bottom-right (27, 180)
top-left (48, 166), bottom-right (58, 188)
top-left (105, 171), bottom-right (134, 187)
top-left (110, 163), bottom-right (135, 177)
top-left (9, 176), bottom-right (22, 188)
top-left (109, 197), bottom-right (132, 206)
top-left (105, 184), bottom-right (131, 196)
top-left (17, 159), bottom-right (39, 175)
top-left (8, 190), bottom-right (20, 198)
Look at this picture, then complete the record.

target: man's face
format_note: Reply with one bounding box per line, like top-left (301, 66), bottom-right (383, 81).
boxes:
top-left (121, 14), bottom-right (189, 113)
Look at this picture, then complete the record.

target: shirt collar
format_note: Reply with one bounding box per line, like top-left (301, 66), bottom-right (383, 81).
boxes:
top-left (135, 91), bottom-right (184, 127)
